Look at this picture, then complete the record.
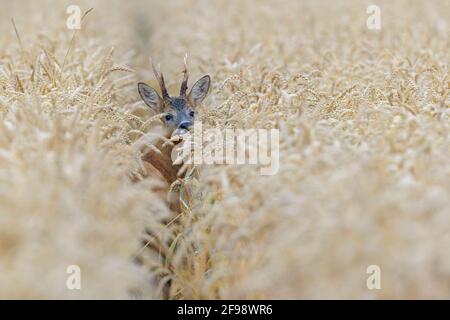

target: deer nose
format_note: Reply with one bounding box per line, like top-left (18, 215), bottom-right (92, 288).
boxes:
top-left (178, 121), bottom-right (192, 130)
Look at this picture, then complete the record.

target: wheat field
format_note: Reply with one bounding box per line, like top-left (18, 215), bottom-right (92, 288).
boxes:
top-left (0, 0), bottom-right (449, 299)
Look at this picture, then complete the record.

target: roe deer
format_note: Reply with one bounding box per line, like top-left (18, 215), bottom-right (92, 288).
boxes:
top-left (137, 60), bottom-right (211, 211)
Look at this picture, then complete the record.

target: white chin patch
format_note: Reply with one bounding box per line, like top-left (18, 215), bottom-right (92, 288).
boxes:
top-left (171, 128), bottom-right (189, 138)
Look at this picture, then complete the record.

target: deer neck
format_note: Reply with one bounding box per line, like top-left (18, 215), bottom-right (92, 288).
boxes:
top-left (142, 129), bottom-right (180, 185)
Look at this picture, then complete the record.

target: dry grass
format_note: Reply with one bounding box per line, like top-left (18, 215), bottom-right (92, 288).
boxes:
top-left (0, 0), bottom-right (449, 299)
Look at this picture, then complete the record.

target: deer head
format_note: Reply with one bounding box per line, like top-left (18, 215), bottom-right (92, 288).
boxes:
top-left (138, 59), bottom-right (211, 137)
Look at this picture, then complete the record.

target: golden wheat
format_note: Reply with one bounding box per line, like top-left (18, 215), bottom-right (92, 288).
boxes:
top-left (0, 0), bottom-right (448, 299)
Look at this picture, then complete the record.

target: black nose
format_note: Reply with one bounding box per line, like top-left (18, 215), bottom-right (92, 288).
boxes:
top-left (179, 121), bottom-right (192, 130)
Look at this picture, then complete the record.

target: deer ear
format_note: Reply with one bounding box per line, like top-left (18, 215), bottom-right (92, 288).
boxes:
top-left (188, 75), bottom-right (211, 106)
top-left (138, 82), bottom-right (161, 110)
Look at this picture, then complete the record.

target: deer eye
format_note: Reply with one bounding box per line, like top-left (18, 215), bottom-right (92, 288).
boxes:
top-left (189, 111), bottom-right (195, 118)
top-left (164, 114), bottom-right (174, 122)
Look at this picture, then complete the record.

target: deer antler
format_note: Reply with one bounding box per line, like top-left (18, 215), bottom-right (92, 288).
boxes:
top-left (179, 54), bottom-right (189, 96)
top-left (150, 58), bottom-right (170, 100)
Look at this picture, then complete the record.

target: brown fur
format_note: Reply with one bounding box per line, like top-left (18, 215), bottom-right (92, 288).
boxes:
top-left (140, 137), bottom-right (182, 213)
top-left (136, 60), bottom-right (210, 214)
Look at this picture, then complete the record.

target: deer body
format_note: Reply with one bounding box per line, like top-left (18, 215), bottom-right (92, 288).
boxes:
top-left (137, 60), bottom-right (211, 212)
